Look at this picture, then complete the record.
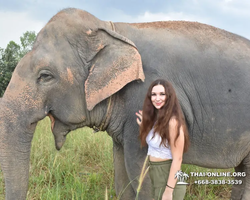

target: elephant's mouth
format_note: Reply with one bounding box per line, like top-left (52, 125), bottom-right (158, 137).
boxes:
top-left (47, 113), bottom-right (70, 150)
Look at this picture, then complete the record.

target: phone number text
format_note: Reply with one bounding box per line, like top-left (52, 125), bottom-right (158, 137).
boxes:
top-left (194, 180), bottom-right (243, 185)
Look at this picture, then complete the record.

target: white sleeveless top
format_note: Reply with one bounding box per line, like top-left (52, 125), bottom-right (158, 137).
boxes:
top-left (146, 127), bottom-right (172, 159)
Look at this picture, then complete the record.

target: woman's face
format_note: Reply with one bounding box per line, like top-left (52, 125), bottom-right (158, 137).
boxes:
top-left (151, 84), bottom-right (167, 109)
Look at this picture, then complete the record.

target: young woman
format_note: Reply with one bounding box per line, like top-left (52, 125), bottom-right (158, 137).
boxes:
top-left (136, 79), bottom-right (189, 200)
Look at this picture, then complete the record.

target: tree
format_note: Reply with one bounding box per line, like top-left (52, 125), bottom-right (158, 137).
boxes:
top-left (20, 31), bottom-right (36, 58)
top-left (0, 42), bottom-right (20, 97)
top-left (0, 31), bottom-right (36, 96)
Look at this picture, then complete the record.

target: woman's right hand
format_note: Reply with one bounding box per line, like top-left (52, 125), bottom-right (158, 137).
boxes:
top-left (135, 110), bottom-right (143, 126)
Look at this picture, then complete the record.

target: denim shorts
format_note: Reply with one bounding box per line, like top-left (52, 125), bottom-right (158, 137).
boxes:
top-left (148, 159), bottom-right (186, 200)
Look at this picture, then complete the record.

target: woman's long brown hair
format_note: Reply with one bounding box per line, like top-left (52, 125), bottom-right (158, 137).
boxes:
top-left (139, 79), bottom-right (190, 152)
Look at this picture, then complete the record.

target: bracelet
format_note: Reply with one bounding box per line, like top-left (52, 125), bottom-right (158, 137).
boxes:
top-left (166, 184), bottom-right (175, 189)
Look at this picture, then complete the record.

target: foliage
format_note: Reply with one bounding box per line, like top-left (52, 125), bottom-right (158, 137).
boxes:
top-left (0, 31), bottom-right (36, 97)
top-left (20, 31), bottom-right (37, 58)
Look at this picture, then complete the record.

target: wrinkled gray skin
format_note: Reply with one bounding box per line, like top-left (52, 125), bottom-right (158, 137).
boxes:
top-left (1, 8), bottom-right (250, 200)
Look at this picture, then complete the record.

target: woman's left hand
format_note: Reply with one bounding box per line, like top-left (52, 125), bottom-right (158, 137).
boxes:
top-left (162, 188), bottom-right (173, 200)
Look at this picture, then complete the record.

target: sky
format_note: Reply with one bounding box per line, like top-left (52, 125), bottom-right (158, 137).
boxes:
top-left (0, 0), bottom-right (250, 49)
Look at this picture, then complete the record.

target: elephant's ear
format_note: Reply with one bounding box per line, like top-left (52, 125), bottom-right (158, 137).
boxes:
top-left (85, 28), bottom-right (145, 111)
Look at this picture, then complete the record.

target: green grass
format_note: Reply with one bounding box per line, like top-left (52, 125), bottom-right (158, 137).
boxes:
top-left (0, 117), bottom-right (234, 199)
top-left (182, 165), bottom-right (233, 200)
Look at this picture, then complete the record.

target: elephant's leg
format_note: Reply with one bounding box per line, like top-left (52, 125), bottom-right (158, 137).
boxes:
top-left (113, 141), bottom-right (135, 200)
top-left (123, 132), bottom-right (151, 200)
top-left (231, 162), bottom-right (245, 200)
top-left (239, 153), bottom-right (250, 200)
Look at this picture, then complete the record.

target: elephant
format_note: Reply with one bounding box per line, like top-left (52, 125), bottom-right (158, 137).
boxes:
top-left (1, 7), bottom-right (250, 200)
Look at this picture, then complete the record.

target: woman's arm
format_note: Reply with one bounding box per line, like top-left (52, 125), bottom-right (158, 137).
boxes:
top-left (162, 118), bottom-right (185, 200)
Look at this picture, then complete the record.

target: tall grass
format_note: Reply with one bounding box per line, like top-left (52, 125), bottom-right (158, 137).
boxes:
top-left (0, 117), bottom-right (233, 199)
top-left (182, 165), bottom-right (233, 200)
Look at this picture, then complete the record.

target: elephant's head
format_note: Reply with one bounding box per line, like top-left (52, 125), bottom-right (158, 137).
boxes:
top-left (0, 8), bottom-right (144, 199)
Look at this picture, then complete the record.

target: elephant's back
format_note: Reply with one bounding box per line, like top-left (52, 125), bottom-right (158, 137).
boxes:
top-left (131, 21), bottom-right (250, 53)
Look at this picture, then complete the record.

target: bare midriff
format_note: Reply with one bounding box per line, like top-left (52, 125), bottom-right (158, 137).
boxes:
top-left (149, 155), bottom-right (171, 162)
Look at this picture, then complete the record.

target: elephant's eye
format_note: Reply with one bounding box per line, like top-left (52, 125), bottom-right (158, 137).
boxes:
top-left (37, 70), bottom-right (54, 84)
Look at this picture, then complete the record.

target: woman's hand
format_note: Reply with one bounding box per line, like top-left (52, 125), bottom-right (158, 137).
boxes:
top-left (162, 187), bottom-right (173, 200)
top-left (135, 110), bottom-right (143, 126)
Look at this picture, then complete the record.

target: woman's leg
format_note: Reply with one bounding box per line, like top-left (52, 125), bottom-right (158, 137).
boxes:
top-left (173, 184), bottom-right (186, 200)
top-left (149, 160), bottom-right (186, 200)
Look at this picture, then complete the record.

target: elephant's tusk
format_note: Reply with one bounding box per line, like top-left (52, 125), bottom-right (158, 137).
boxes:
top-left (47, 113), bottom-right (55, 131)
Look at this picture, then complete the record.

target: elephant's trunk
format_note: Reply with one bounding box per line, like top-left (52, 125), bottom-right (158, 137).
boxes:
top-left (0, 101), bottom-right (36, 200)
